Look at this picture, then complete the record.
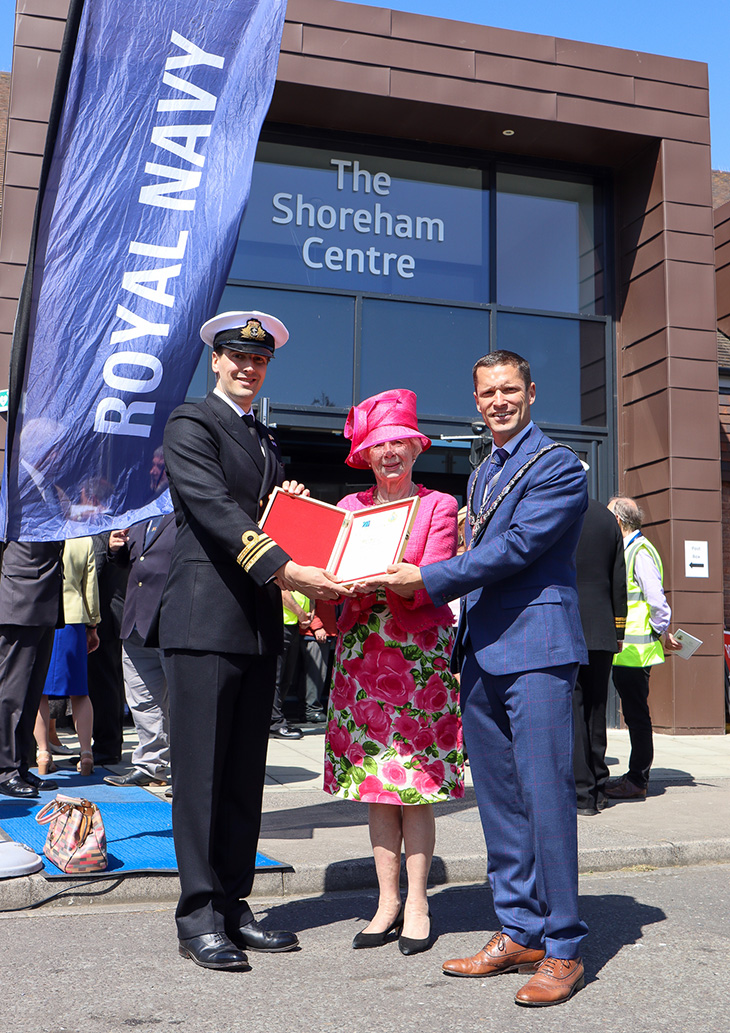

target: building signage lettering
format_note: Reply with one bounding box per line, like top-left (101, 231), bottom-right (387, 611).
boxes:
top-left (267, 159), bottom-right (445, 280)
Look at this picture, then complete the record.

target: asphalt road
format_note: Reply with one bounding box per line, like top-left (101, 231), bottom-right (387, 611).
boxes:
top-left (1, 862), bottom-right (728, 1033)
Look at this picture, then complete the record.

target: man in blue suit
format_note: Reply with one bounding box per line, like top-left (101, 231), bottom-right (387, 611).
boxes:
top-left (376, 351), bottom-right (588, 1007)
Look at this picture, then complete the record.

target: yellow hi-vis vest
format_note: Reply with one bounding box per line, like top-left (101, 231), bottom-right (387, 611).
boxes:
top-left (613, 534), bottom-right (665, 668)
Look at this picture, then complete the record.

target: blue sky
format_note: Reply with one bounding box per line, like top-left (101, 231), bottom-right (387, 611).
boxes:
top-left (1, 0), bottom-right (728, 168)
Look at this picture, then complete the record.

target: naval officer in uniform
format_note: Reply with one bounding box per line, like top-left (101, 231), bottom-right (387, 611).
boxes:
top-left (159, 310), bottom-right (343, 970)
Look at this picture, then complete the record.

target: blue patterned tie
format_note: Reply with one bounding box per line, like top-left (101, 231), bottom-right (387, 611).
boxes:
top-left (484, 447), bottom-right (509, 502)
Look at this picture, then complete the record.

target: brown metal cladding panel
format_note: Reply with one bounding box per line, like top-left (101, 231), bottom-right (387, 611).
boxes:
top-left (621, 331), bottom-right (669, 374)
top-left (620, 263), bottom-right (667, 344)
top-left (660, 140), bottom-right (713, 207)
top-left (555, 37), bottom-right (707, 89)
top-left (716, 239), bottom-right (730, 273)
top-left (474, 52), bottom-right (634, 105)
top-left (669, 657), bottom-right (725, 730)
top-left (665, 229), bottom-right (715, 266)
top-left (288, 0), bottom-right (392, 36)
top-left (665, 261), bottom-right (716, 331)
top-left (667, 591), bottom-right (725, 625)
top-left (623, 357), bottom-right (718, 403)
top-left (557, 95), bottom-right (709, 145)
top-left (302, 26), bottom-right (476, 79)
top-left (715, 200), bottom-right (730, 238)
top-left (3, 151), bottom-right (43, 188)
top-left (281, 21), bottom-right (303, 53)
top-left (666, 202), bottom-right (714, 237)
top-left (620, 203), bottom-right (664, 255)
top-left (615, 146), bottom-right (662, 230)
top-left (0, 186), bottom-right (36, 265)
top-left (634, 77), bottom-right (708, 118)
top-left (276, 53), bottom-right (390, 97)
top-left (621, 392), bottom-right (668, 468)
top-left (666, 326), bottom-right (722, 361)
top-left (624, 458), bottom-right (718, 496)
top-left (0, 263), bottom-right (25, 298)
top-left (717, 266), bottom-right (730, 326)
top-left (0, 297), bottom-right (20, 331)
top-left (6, 117), bottom-right (49, 156)
top-left (390, 69), bottom-right (557, 122)
top-left (390, 10), bottom-right (557, 63)
top-left (15, 13), bottom-right (66, 50)
top-left (7, 48), bottom-right (61, 123)
top-left (621, 232), bottom-right (666, 283)
top-left (17, 0), bottom-right (71, 16)
top-left (640, 488), bottom-right (722, 524)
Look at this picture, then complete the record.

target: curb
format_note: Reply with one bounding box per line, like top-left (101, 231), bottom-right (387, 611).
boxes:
top-left (2, 839), bottom-right (730, 911)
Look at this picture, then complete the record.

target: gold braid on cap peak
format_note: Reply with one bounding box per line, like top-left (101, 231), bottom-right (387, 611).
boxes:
top-left (237, 529), bottom-right (277, 573)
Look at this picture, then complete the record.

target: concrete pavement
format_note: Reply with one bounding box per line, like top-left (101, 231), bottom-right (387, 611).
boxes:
top-left (1, 724), bottom-right (728, 910)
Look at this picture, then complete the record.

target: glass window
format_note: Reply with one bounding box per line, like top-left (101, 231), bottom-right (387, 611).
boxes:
top-left (234, 142), bottom-right (487, 303)
top-left (496, 313), bottom-right (606, 427)
top-left (360, 300), bottom-right (489, 419)
top-left (215, 286), bottom-right (355, 409)
top-left (497, 172), bottom-right (603, 315)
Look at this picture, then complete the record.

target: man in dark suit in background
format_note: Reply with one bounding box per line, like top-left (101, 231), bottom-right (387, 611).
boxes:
top-left (374, 351), bottom-right (589, 1007)
top-left (573, 496), bottom-right (627, 815)
top-left (87, 532), bottom-right (128, 766)
top-left (104, 509), bottom-right (176, 787)
top-left (159, 310), bottom-right (344, 971)
top-left (0, 421), bottom-right (64, 798)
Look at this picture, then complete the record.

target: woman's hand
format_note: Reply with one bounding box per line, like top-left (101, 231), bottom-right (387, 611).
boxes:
top-left (86, 626), bottom-right (100, 654)
top-left (281, 479), bottom-right (310, 498)
top-left (356, 563), bottom-right (424, 598)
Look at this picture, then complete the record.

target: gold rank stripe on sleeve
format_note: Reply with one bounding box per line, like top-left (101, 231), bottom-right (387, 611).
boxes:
top-left (615, 617), bottom-right (627, 629)
top-left (237, 530), bottom-right (278, 573)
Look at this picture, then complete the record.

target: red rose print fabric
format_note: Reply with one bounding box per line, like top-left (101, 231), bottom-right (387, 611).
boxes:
top-left (324, 594), bottom-right (464, 805)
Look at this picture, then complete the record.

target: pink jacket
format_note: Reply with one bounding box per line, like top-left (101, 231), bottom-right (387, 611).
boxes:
top-left (337, 485), bottom-right (458, 634)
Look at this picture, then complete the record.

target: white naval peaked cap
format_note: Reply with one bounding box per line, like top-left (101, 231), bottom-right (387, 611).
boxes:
top-left (200, 310), bottom-right (289, 358)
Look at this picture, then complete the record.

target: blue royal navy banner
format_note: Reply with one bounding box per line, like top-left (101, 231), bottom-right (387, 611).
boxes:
top-left (0, 0), bottom-right (287, 542)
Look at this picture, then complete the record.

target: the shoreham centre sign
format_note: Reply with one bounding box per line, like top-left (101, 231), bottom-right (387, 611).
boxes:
top-left (235, 142), bottom-right (485, 302)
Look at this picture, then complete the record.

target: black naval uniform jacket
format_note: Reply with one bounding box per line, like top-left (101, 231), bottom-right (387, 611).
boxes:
top-left (159, 391), bottom-right (290, 654)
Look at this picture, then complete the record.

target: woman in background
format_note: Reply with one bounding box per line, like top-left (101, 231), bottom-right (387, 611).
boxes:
top-left (34, 536), bottom-right (100, 776)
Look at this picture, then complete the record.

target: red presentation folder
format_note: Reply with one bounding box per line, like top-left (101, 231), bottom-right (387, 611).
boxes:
top-left (259, 487), bottom-right (420, 583)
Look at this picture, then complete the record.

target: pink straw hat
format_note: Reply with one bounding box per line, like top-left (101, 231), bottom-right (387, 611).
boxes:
top-left (344, 389), bottom-right (431, 469)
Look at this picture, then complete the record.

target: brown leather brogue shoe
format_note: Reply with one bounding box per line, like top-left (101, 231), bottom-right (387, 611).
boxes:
top-left (514, 957), bottom-right (585, 1006)
top-left (442, 931), bottom-right (545, 978)
top-left (603, 775), bottom-right (647, 800)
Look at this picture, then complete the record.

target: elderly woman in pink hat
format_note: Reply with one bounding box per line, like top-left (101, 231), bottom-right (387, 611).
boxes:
top-left (324, 389), bottom-right (464, 957)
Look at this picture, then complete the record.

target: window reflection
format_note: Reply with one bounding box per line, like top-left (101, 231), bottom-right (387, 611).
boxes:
top-left (496, 313), bottom-right (606, 427)
top-left (497, 173), bottom-right (603, 315)
top-left (211, 286), bottom-right (355, 409)
top-left (360, 300), bottom-right (489, 418)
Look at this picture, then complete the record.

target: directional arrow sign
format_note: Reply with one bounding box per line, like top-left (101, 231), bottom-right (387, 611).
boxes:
top-left (684, 540), bottom-right (709, 578)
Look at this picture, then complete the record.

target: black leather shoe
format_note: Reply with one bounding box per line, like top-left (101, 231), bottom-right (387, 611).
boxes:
top-left (23, 771), bottom-right (58, 791)
top-left (229, 919), bottom-right (299, 953)
top-left (352, 905), bottom-right (404, 949)
top-left (305, 711), bottom-right (327, 724)
top-left (269, 726), bottom-right (303, 740)
top-left (399, 912), bottom-right (434, 956)
top-left (0, 775), bottom-right (39, 798)
top-left (576, 804), bottom-right (599, 816)
top-left (104, 769), bottom-right (168, 787)
top-left (178, 933), bottom-right (249, 970)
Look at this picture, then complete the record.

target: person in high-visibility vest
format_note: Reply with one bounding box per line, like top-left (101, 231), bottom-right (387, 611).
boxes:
top-left (604, 497), bottom-right (681, 800)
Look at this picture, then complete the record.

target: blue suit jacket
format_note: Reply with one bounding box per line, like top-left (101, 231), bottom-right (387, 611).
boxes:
top-left (422, 424), bottom-right (588, 676)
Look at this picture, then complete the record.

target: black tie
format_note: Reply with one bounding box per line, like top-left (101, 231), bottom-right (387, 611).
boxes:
top-left (242, 412), bottom-right (259, 441)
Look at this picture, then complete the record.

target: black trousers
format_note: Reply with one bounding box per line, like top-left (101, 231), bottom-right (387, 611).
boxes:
top-left (0, 625), bottom-right (54, 782)
top-left (612, 664), bottom-right (653, 789)
top-left (271, 624), bottom-right (300, 730)
top-left (166, 649), bottom-right (276, 940)
top-left (572, 650), bottom-right (613, 808)
top-left (87, 625), bottom-right (124, 762)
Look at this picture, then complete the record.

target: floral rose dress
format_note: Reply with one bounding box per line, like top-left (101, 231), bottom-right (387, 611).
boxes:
top-left (324, 593), bottom-right (464, 805)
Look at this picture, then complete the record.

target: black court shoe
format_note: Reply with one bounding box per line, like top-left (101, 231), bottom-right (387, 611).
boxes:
top-left (352, 904), bottom-right (404, 949)
top-left (398, 912), bottom-right (434, 956)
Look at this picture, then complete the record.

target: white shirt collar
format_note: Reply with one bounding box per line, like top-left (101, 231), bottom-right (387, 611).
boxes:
top-left (213, 385), bottom-right (251, 419)
top-left (491, 421), bottom-right (534, 458)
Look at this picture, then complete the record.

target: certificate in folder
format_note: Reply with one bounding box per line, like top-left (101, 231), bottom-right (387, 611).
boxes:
top-left (259, 487), bottom-right (420, 583)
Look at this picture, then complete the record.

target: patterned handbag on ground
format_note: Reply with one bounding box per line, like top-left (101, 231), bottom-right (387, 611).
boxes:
top-left (35, 795), bottom-right (108, 873)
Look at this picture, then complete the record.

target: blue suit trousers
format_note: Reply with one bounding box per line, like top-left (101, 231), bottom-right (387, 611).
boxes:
top-left (461, 654), bottom-right (588, 958)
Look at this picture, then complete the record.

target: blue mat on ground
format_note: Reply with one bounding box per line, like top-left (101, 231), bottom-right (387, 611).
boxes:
top-left (0, 768), bottom-right (292, 879)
